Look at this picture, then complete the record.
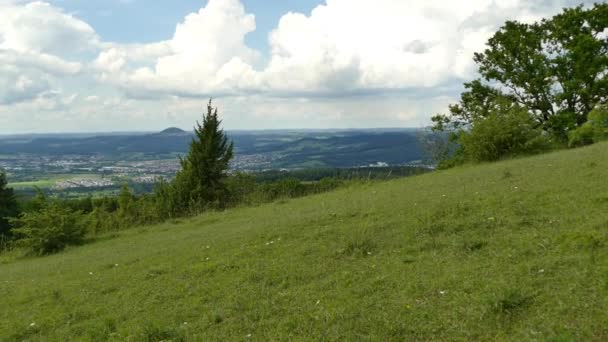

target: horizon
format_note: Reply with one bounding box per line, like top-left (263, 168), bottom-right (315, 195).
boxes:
top-left (0, 0), bottom-right (593, 134)
top-left (0, 126), bottom-right (424, 137)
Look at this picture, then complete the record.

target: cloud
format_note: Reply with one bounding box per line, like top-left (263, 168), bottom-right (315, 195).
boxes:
top-left (95, 0), bottom-right (260, 97)
top-left (0, 1), bottom-right (96, 106)
top-left (261, 0), bottom-right (595, 94)
top-left (0, 0), bottom-right (601, 133)
top-left (0, 1), bottom-right (99, 55)
top-left (100, 0), bottom-right (595, 100)
top-left (0, 68), bottom-right (50, 104)
top-left (0, 49), bottom-right (82, 75)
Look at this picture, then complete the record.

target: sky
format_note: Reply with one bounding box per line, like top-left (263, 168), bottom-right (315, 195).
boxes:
top-left (0, 0), bottom-right (595, 133)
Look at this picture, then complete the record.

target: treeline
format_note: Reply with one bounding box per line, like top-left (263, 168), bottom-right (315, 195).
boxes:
top-left (425, 3), bottom-right (608, 168)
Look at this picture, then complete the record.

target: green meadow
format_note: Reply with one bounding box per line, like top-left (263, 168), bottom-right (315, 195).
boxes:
top-left (1, 143), bottom-right (608, 340)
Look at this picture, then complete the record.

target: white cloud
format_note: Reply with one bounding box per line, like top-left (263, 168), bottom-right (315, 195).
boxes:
top-left (0, 68), bottom-right (49, 104)
top-left (0, 49), bottom-right (82, 75)
top-left (96, 0), bottom-right (260, 97)
top-left (0, 0), bottom-right (600, 132)
top-left (0, 1), bottom-right (95, 106)
top-left (0, 1), bottom-right (99, 55)
top-left (261, 0), bottom-right (589, 94)
top-left (102, 0), bottom-right (592, 99)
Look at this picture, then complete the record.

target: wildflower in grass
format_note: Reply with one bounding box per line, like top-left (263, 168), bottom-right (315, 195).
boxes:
top-left (29, 322), bottom-right (36, 327)
top-left (439, 290), bottom-right (446, 295)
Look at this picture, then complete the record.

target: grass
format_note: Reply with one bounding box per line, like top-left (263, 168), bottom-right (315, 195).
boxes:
top-left (2, 143), bottom-right (608, 340)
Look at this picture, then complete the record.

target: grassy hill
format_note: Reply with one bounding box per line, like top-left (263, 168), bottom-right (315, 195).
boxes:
top-left (2, 143), bottom-right (608, 341)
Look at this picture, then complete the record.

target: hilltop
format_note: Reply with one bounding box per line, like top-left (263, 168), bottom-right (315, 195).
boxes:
top-left (158, 127), bottom-right (188, 135)
top-left (1, 143), bottom-right (608, 340)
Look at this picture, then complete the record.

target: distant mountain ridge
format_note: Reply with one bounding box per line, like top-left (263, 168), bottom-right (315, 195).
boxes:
top-left (0, 129), bottom-right (424, 169)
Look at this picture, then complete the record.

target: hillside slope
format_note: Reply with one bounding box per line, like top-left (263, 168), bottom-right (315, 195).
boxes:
top-left (2, 144), bottom-right (608, 340)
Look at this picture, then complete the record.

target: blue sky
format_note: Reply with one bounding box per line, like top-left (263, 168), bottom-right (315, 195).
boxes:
top-left (0, 0), bottom-right (594, 133)
top-left (48, 0), bottom-right (322, 58)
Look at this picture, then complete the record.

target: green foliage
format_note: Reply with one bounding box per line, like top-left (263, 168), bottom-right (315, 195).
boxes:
top-left (117, 183), bottom-right (136, 228)
top-left (417, 128), bottom-right (455, 166)
top-left (0, 171), bottom-right (19, 238)
top-left (569, 104), bottom-right (608, 147)
top-left (568, 122), bottom-right (595, 147)
top-left (173, 99), bottom-right (234, 213)
top-left (225, 172), bottom-right (257, 206)
top-left (10, 204), bottom-right (86, 255)
top-left (458, 104), bottom-right (550, 162)
top-left (434, 3), bottom-right (608, 144)
top-left (20, 188), bottom-right (49, 213)
top-left (87, 205), bottom-right (121, 235)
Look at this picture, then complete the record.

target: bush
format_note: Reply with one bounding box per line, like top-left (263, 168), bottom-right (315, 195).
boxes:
top-left (568, 104), bottom-right (608, 147)
top-left (225, 172), bottom-right (257, 206)
top-left (459, 105), bottom-right (550, 162)
top-left (568, 123), bottom-right (595, 147)
top-left (10, 204), bottom-right (86, 255)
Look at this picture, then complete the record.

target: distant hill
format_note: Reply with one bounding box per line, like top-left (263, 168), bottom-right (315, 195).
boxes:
top-left (3, 143), bottom-right (608, 339)
top-left (158, 127), bottom-right (188, 135)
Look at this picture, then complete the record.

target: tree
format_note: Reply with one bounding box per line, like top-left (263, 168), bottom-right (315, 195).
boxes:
top-left (117, 183), bottom-right (136, 228)
top-left (458, 103), bottom-right (550, 162)
top-left (416, 127), bottom-right (457, 168)
top-left (173, 100), bottom-right (234, 212)
top-left (434, 4), bottom-right (608, 141)
top-left (0, 171), bottom-right (19, 237)
top-left (10, 204), bottom-right (85, 255)
top-left (568, 104), bottom-right (608, 147)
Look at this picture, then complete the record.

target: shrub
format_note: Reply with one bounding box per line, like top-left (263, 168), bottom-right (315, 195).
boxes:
top-left (567, 123), bottom-right (595, 147)
top-left (225, 172), bottom-right (257, 206)
top-left (0, 171), bottom-right (19, 238)
top-left (315, 177), bottom-right (343, 193)
top-left (569, 104), bottom-right (608, 147)
top-left (459, 105), bottom-right (550, 162)
top-left (10, 204), bottom-right (86, 255)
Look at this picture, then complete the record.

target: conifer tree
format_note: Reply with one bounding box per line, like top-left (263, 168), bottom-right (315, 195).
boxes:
top-left (174, 100), bottom-right (234, 211)
top-left (0, 171), bottom-right (19, 237)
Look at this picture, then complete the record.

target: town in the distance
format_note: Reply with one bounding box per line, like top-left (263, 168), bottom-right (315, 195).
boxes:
top-left (0, 127), bottom-right (429, 198)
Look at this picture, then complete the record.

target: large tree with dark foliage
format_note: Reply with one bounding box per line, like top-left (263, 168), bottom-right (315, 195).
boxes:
top-left (173, 100), bottom-right (234, 211)
top-left (0, 171), bottom-right (19, 237)
top-left (433, 3), bottom-right (608, 141)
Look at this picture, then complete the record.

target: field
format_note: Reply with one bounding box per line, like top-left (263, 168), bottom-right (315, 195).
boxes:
top-left (8, 174), bottom-right (103, 189)
top-left (1, 143), bottom-right (608, 340)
